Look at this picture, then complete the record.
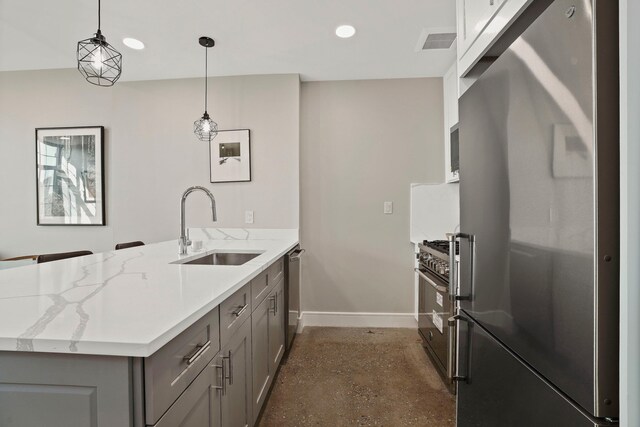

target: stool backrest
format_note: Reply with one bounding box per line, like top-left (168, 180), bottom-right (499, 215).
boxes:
top-left (36, 251), bottom-right (93, 264)
top-left (115, 241), bottom-right (145, 250)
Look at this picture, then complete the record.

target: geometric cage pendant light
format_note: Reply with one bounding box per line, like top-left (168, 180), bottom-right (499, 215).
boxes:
top-left (193, 36), bottom-right (218, 142)
top-left (77, 0), bottom-right (122, 87)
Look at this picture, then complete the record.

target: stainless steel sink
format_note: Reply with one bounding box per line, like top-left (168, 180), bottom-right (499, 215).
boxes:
top-left (175, 252), bottom-right (261, 266)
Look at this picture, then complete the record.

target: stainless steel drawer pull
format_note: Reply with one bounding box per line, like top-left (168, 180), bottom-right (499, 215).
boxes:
top-left (211, 364), bottom-right (225, 395)
top-left (183, 340), bottom-right (211, 365)
top-left (232, 304), bottom-right (248, 317)
top-left (414, 268), bottom-right (448, 293)
top-left (221, 352), bottom-right (232, 389)
top-left (227, 350), bottom-right (234, 385)
top-left (269, 295), bottom-right (277, 316)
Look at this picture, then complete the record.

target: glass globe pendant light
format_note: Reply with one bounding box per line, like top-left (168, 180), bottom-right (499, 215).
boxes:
top-left (77, 0), bottom-right (122, 87)
top-left (194, 37), bottom-right (218, 142)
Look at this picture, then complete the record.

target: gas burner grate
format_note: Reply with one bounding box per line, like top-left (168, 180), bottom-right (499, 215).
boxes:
top-left (422, 240), bottom-right (459, 255)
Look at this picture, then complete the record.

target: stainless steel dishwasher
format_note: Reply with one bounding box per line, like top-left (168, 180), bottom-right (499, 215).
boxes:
top-left (284, 246), bottom-right (304, 351)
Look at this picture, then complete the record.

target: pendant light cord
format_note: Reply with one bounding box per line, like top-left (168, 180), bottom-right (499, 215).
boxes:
top-left (204, 46), bottom-right (208, 113)
top-left (98, 0), bottom-right (101, 31)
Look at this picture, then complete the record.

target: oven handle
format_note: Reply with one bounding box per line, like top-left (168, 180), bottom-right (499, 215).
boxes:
top-left (414, 268), bottom-right (449, 293)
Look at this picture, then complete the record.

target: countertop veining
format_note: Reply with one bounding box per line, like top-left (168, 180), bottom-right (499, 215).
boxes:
top-left (0, 228), bottom-right (298, 357)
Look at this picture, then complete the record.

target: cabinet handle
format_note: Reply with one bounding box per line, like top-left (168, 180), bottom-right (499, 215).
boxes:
top-left (232, 303), bottom-right (248, 317)
top-left (221, 352), bottom-right (232, 389)
top-left (212, 363), bottom-right (225, 396)
top-left (275, 291), bottom-right (278, 313)
top-left (269, 295), bottom-right (277, 316)
top-left (227, 350), bottom-right (234, 385)
top-left (183, 340), bottom-right (211, 365)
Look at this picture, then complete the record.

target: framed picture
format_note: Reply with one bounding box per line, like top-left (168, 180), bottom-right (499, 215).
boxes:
top-left (209, 129), bottom-right (251, 183)
top-left (35, 126), bottom-right (105, 225)
top-left (552, 124), bottom-right (592, 178)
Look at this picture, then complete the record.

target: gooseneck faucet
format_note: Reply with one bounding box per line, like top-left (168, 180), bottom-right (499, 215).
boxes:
top-left (179, 186), bottom-right (217, 255)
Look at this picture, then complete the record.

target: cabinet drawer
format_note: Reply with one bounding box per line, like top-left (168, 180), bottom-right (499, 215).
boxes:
top-left (145, 307), bottom-right (220, 425)
top-left (220, 282), bottom-right (251, 346)
top-left (152, 362), bottom-right (221, 427)
top-left (268, 257), bottom-right (284, 286)
top-left (250, 270), bottom-right (269, 309)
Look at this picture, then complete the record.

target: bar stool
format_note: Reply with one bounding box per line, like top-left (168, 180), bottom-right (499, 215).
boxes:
top-left (0, 255), bottom-right (38, 270)
top-left (36, 251), bottom-right (93, 264)
top-left (115, 241), bottom-right (145, 250)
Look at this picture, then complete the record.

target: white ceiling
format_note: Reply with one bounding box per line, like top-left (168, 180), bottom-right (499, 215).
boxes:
top-left (0, 0), bottom-right (456, 82)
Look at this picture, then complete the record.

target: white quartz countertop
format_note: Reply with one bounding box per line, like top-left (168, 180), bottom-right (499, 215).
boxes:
top-left (0, 228), bottom-right (298, 357)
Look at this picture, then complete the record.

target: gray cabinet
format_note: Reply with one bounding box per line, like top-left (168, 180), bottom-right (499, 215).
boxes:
top-left (268, 279), bottom-right (285, 374)
top-left (220, 283), bottom-right (251, 347)
top-left (251, 291), bottom-right (272, 418)
top-left (0, 353), bottom-right (132, 427)
top-left (0, 255), bottom-right (292, 427)
top-left (152, 362), bottom-right (221, 427)
top-left (251, 276), bottom-right (285, 424)
top-left (145, 307), bottom-right (220, 425)
top-left (220, 318), bottom-right (252, 427)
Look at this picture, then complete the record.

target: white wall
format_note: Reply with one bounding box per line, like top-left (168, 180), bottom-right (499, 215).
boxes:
top-left (0, 70), bottom-right (299, 258)
top-left (619, 1), bottom-right (640, 425)
top-left (299, 78), bottom-right (444, 317)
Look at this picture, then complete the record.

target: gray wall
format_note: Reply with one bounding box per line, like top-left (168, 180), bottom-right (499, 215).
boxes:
top-left (0, 70), bottom-right (299, 258)
top-left (620, 0), bottom-right (640, 425)
top-left (300, 78), bottom-right (444, 313)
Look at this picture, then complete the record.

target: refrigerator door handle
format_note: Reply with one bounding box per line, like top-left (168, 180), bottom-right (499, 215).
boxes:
top-left (449, 314), bottom-right (471, 383)
top-left (449, 233), bottom-right (474, 301)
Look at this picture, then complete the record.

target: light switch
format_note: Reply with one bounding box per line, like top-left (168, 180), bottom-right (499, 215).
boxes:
top-left (384, 201), bottom-right (393, 214)
top-left (245, 210), bottom-right (254, 224)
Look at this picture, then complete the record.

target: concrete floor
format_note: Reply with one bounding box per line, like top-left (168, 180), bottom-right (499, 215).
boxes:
top-left (258, 327), bottom-right (456, 426)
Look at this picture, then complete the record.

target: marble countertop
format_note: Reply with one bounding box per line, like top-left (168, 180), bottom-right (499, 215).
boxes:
top-left (0, 228), bottom-right (298, 357)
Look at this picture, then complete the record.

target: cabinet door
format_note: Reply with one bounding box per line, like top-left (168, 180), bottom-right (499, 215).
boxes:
top-left (268, 279), bottom-right (285, 374)
top-left (251, 294), bottom-right (271, 422)
top-left (221, 319), bottom-right (252, 427)
top-left (154, 363), bottom-right (221, 427)
top-left (457, 0), bottom-right (499, 56)
top-left (443, 61), bottom-right (460, 183)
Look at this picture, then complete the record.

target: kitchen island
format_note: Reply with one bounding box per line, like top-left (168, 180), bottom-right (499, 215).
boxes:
top-left (0, 228), bottom-right (298, 427)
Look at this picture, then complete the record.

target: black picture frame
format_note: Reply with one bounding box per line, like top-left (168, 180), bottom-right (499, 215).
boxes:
top-left (209, 129), bottom-right (251, 183)
top-left (35, 126), bottom-right (106, 226)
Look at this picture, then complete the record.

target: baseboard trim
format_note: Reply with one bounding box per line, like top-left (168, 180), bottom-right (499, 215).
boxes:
top-left (299, 311), bottom-right (417, 330)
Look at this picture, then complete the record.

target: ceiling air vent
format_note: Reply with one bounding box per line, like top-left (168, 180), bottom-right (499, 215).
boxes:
top-left (421, 32), bottom-right (456, 50)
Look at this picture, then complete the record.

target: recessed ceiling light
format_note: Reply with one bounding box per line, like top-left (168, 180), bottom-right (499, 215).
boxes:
top-left (335, 25), bottom-right (356, 39)
top-left (123, 37), bottom-right (145, 50)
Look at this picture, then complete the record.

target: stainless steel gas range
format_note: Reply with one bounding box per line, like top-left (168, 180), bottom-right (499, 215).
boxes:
top-left (416, 239), bottom-right (458, 394)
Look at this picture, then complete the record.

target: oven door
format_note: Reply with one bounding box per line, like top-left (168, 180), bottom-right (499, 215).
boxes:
top-left (417, 267), bottom-right (452, 374)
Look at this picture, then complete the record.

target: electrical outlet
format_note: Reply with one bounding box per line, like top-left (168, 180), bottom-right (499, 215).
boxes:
top-left (384, 201), bottom-right (393, 214)
top-left (245, 210), bottom-right (254, 224)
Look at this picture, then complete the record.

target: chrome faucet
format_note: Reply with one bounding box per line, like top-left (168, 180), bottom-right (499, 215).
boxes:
top-left (179, 186), bottom-right (217, 255)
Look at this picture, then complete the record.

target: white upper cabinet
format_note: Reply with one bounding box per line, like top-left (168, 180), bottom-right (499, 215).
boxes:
top-left (456, 0), bottom-right (532, 77)
top-left (443, 62), bottom-right (459, 183)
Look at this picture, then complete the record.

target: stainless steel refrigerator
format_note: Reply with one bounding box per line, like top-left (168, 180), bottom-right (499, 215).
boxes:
top-left (455, 0), bottom-right (619, 425)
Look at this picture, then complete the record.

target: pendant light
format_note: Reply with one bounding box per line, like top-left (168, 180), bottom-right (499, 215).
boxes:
top-left (77, 0), bottom-right (122, 87)
top-left (194, 36), bottom-right (218, 142)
